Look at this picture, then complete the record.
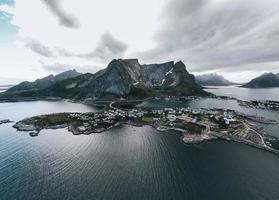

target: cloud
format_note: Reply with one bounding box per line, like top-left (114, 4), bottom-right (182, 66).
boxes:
top-left (1, 0), bottom-right (161, 82)
top-left (79, 33), bottom-right (128, 62)
top-left (3, 0), bottom-right (279, 83)
top-left (25, 40), bottom-right (54, 57)
top-left (41, 63), bottom-right (73, 73)
top-left (41, 0), bottom-right (80, 28)
top-left (138, 0), bottom-right (279, 73)
top-left (42, 62), bottom-right (97, 74)
top-left (24, 32), bottom-right (127, 62)
top-left (58, 33), bottom-right (128, 63)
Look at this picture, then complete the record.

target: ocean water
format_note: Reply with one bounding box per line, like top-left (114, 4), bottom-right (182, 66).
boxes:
top-left (204, 85), bottom-right (279, 101)
top-left (0, 85), bottom-right (12, 93)
top-left (0, 97), bottom-right (279, 199)
top-left (139, 97), bottom-right (279, 139)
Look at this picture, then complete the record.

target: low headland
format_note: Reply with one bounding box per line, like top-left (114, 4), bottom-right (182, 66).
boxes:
top-left (13, 98), bottom-right (279, 155)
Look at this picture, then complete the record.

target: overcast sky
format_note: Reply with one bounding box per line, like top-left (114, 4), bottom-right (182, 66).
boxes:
top-left (1, 0), bottom-right (279, 84)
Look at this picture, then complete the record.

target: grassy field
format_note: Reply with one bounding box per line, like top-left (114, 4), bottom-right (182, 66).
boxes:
top-left (175, 119), bottom-right (206, 134)
top-left (142, 116), bottom-right (155, 122)
top-left (33, 113), bottom-right (72, 126)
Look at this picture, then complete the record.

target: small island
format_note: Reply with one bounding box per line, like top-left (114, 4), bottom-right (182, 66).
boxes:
top-left (0, 119), bottom-right (13, 126)
top-left (13, 99), bottom-right (279, 154)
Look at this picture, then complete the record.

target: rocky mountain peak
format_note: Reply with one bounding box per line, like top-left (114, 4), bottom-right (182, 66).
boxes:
top-left (242, 72), bottom-right (279, 88)
top-left (3, 59), bottom-right (209, 100)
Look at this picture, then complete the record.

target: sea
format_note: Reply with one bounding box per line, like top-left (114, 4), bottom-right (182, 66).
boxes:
top-left (204, 85), bottom-right (279, 101)
top-left (0, 86), bottom-right (279, 200)
top-left (0, 85), bottom-right (12, 93)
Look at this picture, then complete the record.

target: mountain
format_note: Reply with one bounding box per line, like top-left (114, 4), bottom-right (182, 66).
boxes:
top-left (2, 59), bottom-right (209, 101)
top-left (241, 73), bottom-right (279, 88)
top-left (195, 73), bottom-right (236, 86)
top-left (6, 69), bottom-right (82, 93)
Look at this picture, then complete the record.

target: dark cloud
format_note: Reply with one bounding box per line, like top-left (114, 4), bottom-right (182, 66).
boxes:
top-left (25, 40), bottom-right (54, 57)
top-left (58, 33), bottom-right (128, 63)
top-left (138, 0), bottom-right (279, 73)
top-left (80, 33), bottom-right (128, 62)
top-left (26, 33), bottom-right (127, 64)
top-left (42, 0), bottom-right (80, 28)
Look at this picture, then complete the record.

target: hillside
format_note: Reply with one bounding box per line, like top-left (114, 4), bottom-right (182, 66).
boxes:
top-left (6, 69), bottom-right (82, 93)
top-left (195, 73), bottom-right (236, 86)
top-left (241, 73), bottom-right (279, 88)
top-left (1, 59), bottom-right (210, 101)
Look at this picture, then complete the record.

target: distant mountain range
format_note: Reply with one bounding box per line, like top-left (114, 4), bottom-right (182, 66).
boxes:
top-left (7, 69), bottom-right (82, 93)
top-left (241, 73), bottom-right (279, 88)
top-left (1, 59), bottom-right (209, 101)
top-left (0, 85), bottom-right (14, 93)
top-left (196, 72), bottom-right (279, 88)
top-left (195, 73), bottom-right (237, 86)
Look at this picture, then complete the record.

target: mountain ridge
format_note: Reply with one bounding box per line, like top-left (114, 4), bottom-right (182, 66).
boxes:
top-left (241, 73), bottom-right (279, 88)
top-left (6, 69), bottom-right (82, 93)
top-left (2, 59), bottom-right (210, 101)
top-left (195, 73), bottom-right (237, 86)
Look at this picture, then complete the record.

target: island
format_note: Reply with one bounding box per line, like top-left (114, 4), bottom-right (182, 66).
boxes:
top-left (0, 119), bottom-right (13, 126)
top-left (13, 99), bottom-right (279, 154)
top-left (195, 73), bottom-right (238, 86)
top-left (241, 73), bottom-right (279, 88)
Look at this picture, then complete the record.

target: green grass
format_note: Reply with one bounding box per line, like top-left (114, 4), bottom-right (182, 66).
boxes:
top-left (33, 113), bottom-right (72, 126)
top-left (175, 119), bottom-right (206, 134)
top-left (142, 116), bottom-right (155, 122)
top-left (128, 82), bottom-right (158, 98)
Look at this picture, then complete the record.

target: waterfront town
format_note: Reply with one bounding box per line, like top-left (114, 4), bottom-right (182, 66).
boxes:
top-left (12, 100), bottom-right (279, 154)
top-left (237, 100), bottom-right (279, 110)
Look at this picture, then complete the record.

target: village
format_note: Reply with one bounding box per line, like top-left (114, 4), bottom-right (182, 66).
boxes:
top-left (12, 102), bottom-right (279, 154)
top-left (237, 99), bottom-right (279, 110)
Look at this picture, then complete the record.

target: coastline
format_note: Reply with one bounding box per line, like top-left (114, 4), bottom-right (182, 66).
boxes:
top-left (1, 93), bottom-right (278, 155)
top-left (12, 106), bottom-right (279, 155)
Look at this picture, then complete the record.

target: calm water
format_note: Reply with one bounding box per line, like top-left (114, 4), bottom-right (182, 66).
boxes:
top-left (0, 85), bottom-right (12, 93)
top-left (0, 99), bottom-right (279, 199)
top-left (205, 85), bottom-right (279, 101)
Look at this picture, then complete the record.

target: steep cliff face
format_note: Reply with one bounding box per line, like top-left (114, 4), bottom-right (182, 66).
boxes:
top-left (2, 59), bottom-right (209, 100)
top-left (139, 61), bottom-right (175, 87)
top-left (88, 59), bottom-right (135, 97)
top-left (158, 61), bottom-right (206, 96)
top-left (81, 59), bottom-right (206, 98)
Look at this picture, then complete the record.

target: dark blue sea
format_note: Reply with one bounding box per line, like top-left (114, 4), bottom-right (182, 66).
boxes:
top-left (0, 87), bottom-right (279, 200)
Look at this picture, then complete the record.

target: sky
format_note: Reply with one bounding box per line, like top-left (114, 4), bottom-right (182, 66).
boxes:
top-left (1, 0), bottom-right (279, 84)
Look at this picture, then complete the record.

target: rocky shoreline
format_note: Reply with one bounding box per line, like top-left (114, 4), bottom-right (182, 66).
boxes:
top-left (0, 119), bottom-right (13, 126)
top-left (12, 105), bottom-right (279, 155)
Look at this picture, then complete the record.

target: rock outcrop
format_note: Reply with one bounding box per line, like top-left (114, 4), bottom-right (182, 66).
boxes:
top-left (1, 59), bottom-right (209, 100)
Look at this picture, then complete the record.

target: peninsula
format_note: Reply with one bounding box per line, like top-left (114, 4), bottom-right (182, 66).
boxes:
top-left (13, 98), bottom-right (279, 154)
